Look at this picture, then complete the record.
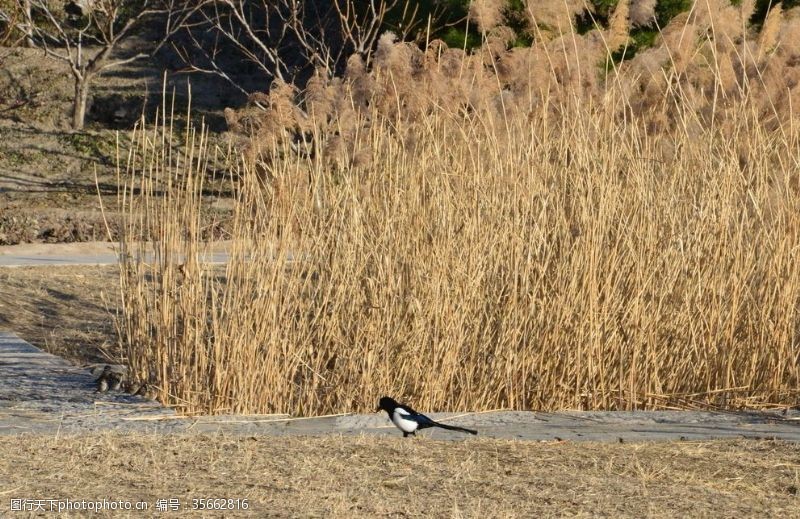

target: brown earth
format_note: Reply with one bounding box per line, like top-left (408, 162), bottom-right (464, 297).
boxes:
top-left (0, 265), bottom-right (118, 364)
top-left (0, 45), bottom-right (139, 244)
top-left (0, 44), bottom-right (237, 246)
top-left (0, 435), bottom-right (798, 518)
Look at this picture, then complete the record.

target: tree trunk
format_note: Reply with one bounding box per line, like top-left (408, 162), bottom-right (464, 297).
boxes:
top-left (21, 0), bottom-right (34, 47)
top-left (72, 76), bottom-right (90, 130)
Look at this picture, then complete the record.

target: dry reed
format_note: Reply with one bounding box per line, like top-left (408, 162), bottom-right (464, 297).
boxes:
top-left (116, 3), bottom-right (800, 416)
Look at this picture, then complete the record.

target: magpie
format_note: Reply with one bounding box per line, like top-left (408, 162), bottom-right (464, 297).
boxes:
top-left (377, 396), bottom-right (478, 437)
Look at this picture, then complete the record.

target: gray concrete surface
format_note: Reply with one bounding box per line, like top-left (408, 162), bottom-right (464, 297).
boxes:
top-left (0, 250), bottom-right (230, 267)
top-left (0, 331), bottom-right (174, 434)
top-left (3, 332), bottom-right (800, 440)
top-left (0, 241), bottom-right (305, 267)
top-left (0, 242), bottom-right (120, 267)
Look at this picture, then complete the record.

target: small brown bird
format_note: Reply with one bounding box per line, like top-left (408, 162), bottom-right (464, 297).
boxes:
top-left (122, 380), bottom-right (141, 395)
top-left (95, 366), bottom-right (112, 393)
top-left (108, 370), bottom-right (124, 392)
top-left (136, 383), bottom-right (157, 401)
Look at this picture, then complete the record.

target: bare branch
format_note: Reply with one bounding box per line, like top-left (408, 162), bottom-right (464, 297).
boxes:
top-left (0, 0), bottom-right (188, 129)
top-left (97, 52), bottom-right (149, 73)
top-left (169, 0), bottom-right (406, 98)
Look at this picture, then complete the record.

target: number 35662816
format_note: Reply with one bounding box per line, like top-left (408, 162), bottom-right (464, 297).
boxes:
top-left (192, 498), bottom-right (249, 510)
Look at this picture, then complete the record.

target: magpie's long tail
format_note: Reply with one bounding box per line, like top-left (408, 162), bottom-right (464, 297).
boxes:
top-left (432, 421), bottom-right (478, 435)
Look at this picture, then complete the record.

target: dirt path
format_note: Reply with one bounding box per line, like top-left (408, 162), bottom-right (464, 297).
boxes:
top-left (2, 332), bottom-right (799, 441)
top-left (0, 241), bottom-right (232, 266)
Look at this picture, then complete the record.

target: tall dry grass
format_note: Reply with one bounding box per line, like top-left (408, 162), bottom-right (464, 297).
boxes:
top-left (117, 3), bottom-right (800, 415)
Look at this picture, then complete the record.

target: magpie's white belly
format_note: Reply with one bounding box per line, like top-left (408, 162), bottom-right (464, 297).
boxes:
top-left (391, 409), bottom-right (419, 433)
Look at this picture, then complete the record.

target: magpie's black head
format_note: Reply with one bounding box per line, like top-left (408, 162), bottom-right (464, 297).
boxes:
top-left (377, 396), bottom-right (398, 413)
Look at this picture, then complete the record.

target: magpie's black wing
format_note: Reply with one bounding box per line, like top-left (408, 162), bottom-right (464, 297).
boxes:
top-left (397, 403), bottom-right (420, 415)
top-left (397, 405), bottom-right (438, 429)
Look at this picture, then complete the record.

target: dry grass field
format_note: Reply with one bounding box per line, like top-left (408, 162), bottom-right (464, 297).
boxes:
top-left (0, 435), bottom-right (798, 518)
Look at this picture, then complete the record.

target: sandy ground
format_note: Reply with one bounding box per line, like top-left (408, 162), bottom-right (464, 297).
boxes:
top-left (0, 434), bottom-right (798, 518)
top-left (0, 265), bottom-right (118, 364)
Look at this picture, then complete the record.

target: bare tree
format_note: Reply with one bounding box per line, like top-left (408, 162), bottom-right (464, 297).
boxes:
top-left (0, 0), bottom-right (188, 130)
top-left (14, 0), bottom-right (34, 47)
top-left (334, 0), bottom-right (401, 55)
top-left (171, 0), bottom-right (413, 96)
